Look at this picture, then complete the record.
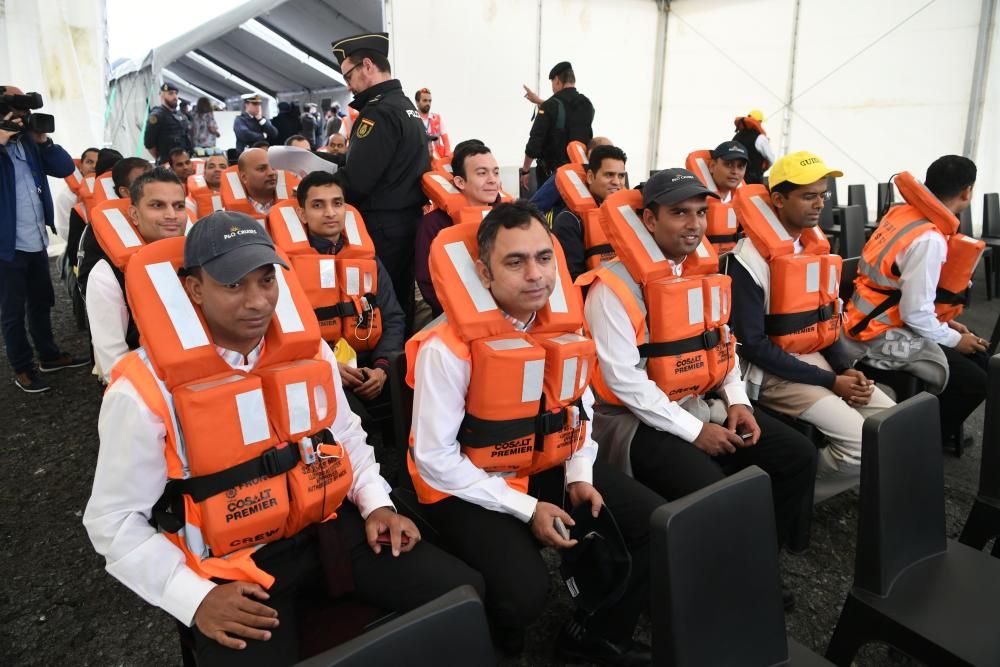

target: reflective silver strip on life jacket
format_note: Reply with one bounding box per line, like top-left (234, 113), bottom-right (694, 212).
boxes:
top-left (136, 347), bottom-right (190, 475)
top-left (617, 204), bottom-right (667, 265)
top-left (275, 171), bottom-right (289, 200)
top-left (185, 197), bottom-right (198, 218)
top-left (431, 173), bottom-right (460, 194)
top-left (572, 142), bottom-right (587, 164)
top-left (103, 207), bottom-right (144, 248)
top-left (443, 240), bottom-right (498, 313)
top-left (483, 338), bottom-right (545, 402)
top-left (99, 176), bottom-right (117, 200)
top-left (857, 218), bottom-right (933, 289)
top-left (710, 285), bottom-right (721, 322)
top-left (726, 207), bottom-right (737, 229)
top-left (278, 206), bottom-right (307, 245)
top-left (806, 261), bottom-right (820, 293)
top-left (146, 261), bottom-right (212, 350)
top-left (344, 210), bottom-right (362, 246)
top-left (211, 195), bottom-right (223, 212)
top-left (234, 388), bottom-right (271, 445)
top-left (849, 291), bottom-right (895, 326)
top-left (71, 167), bottom-right (82, 183)
top-left (184, 215), bottom-right (194, 236)
top-left (285, 381), bottom-right (312, 436)
top-left (606, 261), bottom-right (649, 350)
top-left (566, 169), bottom-right (595, 203)
top-left (226, 172), bottom-right (246, 199)
top-left (829, 264), bottom-right (838, 295)
top-left (687, 286), bottom-right (704, 325)
top-left (693, 156), bottom-right (718, 193)
top-left (750, 195), bottom-right (792, 241)
top-left (273, 267), bottom-right (305, 333)
top-left (548, 254), bottom-right (569, 314)
top-left (319, 259), bottom-right (336, 288)
top-left (547, 332), bottom-right (589, 401)
top-left (345, 266), bottom-right (360, 295)
top-left (694, 238), bottom-right (711, 259)
top-left (193, 175), bottom-right (207, 188)
top-left (84, 176), bottom-right (95, 193)
top-left (485, 337), bottom-right (533, 351)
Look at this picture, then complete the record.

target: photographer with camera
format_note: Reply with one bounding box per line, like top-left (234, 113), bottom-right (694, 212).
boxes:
top-left (1, 85), bottom-right (87, 393)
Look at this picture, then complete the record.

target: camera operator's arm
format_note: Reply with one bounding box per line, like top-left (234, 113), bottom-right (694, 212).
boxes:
top-left (34, 131), bottom-right (73, 179)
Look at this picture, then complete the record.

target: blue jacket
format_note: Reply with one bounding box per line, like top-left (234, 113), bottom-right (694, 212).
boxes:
top-left (0, 136), bottom-right (74, 261)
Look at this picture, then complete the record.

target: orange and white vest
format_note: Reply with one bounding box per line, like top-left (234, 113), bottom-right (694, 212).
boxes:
top-left (845, 171), bottom-right (985, 341)
top-left (430, 156), bottom-right (453, 173)
top-left (220, 166), bottom-right (299, 222)
top-left (74, 171), bottom-right (119, 224)
top-left (421, 112), bottom-right (450, 159)
top-left (190, 157), bottom-right (205, 175)
top-left (554, 163), bottom-right (616, 270)
top-left (65, 158), bottom-right (85, 194)
top-left (686, 150), bottom-right (745, 253)
top-left (89, 198), bottom-right (195, 272)
top-left (406, 224), bottom-right (595, 504)
top-left (185, 174), bottom-right (224, 221)
top-left (420, 169), bottom-right (512, 221)
top-left (267, 199), bottom-right (382, 352)
top-left (733, 185), bottom-right (842, 355)
top-left (566, 140), bottom-right (588, 166)
top-left (113, 236), bottom-right (353, 588)
top-left (577, 189), bottom-right (736, 404)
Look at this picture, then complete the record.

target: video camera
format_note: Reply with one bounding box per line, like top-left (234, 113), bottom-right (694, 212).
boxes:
top-left (0, 87), bottom-right (55, 134)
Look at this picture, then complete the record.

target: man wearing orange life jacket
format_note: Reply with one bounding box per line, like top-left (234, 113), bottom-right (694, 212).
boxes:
top-left (727, 152), bottom-right (895, 501)
top-left (228, 148), bottom-right (279, 216)
top-left (324, 132), bottom-right (347, 156)
top-left (581, 169), bottom-right (816, 606)
top-left (415, 139), bottom-right (502, 318)
top-left (686, 141), bottom-right (750, 253)
top-left (732, 109), bottom-right (775, 185)
top-left (414, 87), bottom-right (451, 159)
top-left (409, 201), bottom-right (664, 665)
top-left (167, 147), bottom-right (195, 189)
top-left (843, 155), bottom-right (988, 444)
top-left (552, 144), bottom-right (627, 280)
top-left (55, 147), bottom-right (98, 244)
top-left (82, 168), bottom-right (186, 382)
top-left (84, 211), bottom-right (483, 666)
top-left (185, 154), bottom-right (228, 221)
top-left (294, 170), bottom-right (404, 409)
top-left (202, 154), bottom-right (227, 190)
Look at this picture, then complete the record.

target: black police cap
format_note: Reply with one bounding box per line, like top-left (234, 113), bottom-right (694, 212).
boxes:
top-left (160, 83), bottom-right (179, 93)
top-left (548, 61), bottom-right (572, 79)
top-left (331, 32), bottom-right (389, 66)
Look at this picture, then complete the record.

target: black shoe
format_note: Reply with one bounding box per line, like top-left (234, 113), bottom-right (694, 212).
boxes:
top-left (557, 620), bottom-right (652, 666)
top-left (782, 583), bottom-right (796, 611)
top-left (38, 354), bottom-right (89, 373)
top-left (14, 370), bottom-right (51, 393)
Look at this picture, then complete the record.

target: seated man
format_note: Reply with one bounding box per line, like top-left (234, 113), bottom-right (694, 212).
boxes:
top-left (531, 135), bottom-right (612, 216)
top-left (229, 147), bottom-right (279, 216)
top-left (82, 167), bottom-right (186, 381)
top-left (552, 144), bottom-right (627, 280)
top-left (64, 149), bottom-right (123, 273)
top-left (727, 152), bottom-right (894, 500)
top-left (202, 154), bottom-right (228, 191)
top-left (582, 169), bottom-right (816, 605)
top-left (704, 140), bottom-right (747, 203)
top-left (843, 155), bottom-right (988, 445)
top-left (415, 140), bottom-right (502, 318)
top-left (167, 147), bottom-right (195, 188)
top-left (325, 132), bottom-right (347, 156)
top-left (295, 170), bottom-right (405, 415)
top-left (55, 147), bottom-right (98, 244)
top-left (84, 211), bottom-right (483, 667)
top-left (410, 201), bottom-right (664, 665)
top-left (285, 134), bottom-right (312, 150)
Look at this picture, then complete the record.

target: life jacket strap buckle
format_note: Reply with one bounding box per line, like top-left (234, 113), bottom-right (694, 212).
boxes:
top-left (702, 328), bottom-right (722, 350)
top-left (317, 442), bottom-right (344, 460)
top-left (538, 410), bottom-right (567, 436)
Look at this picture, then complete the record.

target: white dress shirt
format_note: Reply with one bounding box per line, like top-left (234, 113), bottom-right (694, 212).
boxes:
top-left (896, 230), bottom-right (962, 347)
top-left (756, 134), bottom-right (776, 166)
top-left (584, 260), bottom-right (751, 443)
top-left (83, 340), bottom-right (393, 627)
top-left (410, 329), bottom-right (598, 524)
top-left (54, 186), bottom-right (76, 242)
top-left (85, 259), bottom-right (130, 383)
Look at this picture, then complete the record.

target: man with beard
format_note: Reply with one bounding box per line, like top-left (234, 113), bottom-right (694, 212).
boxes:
top-left (144, 83), bottom-right (193, 164)
top-left (415, 88), bottom-right (450, 159)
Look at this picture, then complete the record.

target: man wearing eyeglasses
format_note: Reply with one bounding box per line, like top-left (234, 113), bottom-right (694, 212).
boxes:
top-left (330, 32), bottom-right (430, 333)
top-left (726, 152), bottom-right (894, 501)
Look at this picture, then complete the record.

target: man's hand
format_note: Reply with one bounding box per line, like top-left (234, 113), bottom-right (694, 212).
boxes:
top-left (193, 582), bottom-right (279, 650)
top-left (354, 367), bottom-right (387, 401)
top-left (948, 320), bottom-right (970, 334)
top-left (530, 501), bottom-right (577, 549)
top-left (725, 404), bottom-right (760, 446)
top-left (29, 131), bottom-right (48, 144)
top-left (693, 423), bottom-right (743, 456)
top-left (0, 113), bottom-right (22, 146)
top-left (519, 171), bottom-right (530, 191)
top-left (956, 332), bottom-right (988, 355)
top-left (840, 368), bottom-right (875, 407)
top-left (338, 362), bottom-right (365, 389)
top-left (522, 84), bottom-right (544, 105)
top-left (365, 506), bottom-right (420, 556)
top-left (567, 481), bottom-right (603, 518)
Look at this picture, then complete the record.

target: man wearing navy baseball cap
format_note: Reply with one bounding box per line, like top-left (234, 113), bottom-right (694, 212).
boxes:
top-left (708, 140), bottom-right (749, 203)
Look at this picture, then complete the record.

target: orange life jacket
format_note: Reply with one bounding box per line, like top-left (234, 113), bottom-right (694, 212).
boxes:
top-left (734, 185), bottom-right (842, 354)
top-left (185, 174), bottom-right (224, 221)
top-left (405, 224), bottom-right (595, 504)
top-left (267, 199), bottom-right (382, 352)
top-left (577, 189), bottom-right (736, 404)
top-left (89, 198), bottom-right (195, 271)
top-left (845, 171), bottom-right (985, 340)
top-left (74, 171), bottom-right (119, 223)
top-left (566, 140), bottom-right (588, 166)
top-left (220, 166), bottom-right (299, 222)
top-left (430, 157), bottom-right (453, 173)
top-left (685, 150), bottom-right (745, 253)
top-left (65, 159), bottom-right (85, 194)
top-left (421, 170), bottom-right (513, 220)
top-left (190, 157), bottom-right (205, 175)
top-left (554, 163), bottom-right (616, 269)
top-left (114, 236), bottom-right (353, 588)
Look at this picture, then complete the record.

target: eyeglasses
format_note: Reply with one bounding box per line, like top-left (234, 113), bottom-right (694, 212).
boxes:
top-left (797, 191), bottom-right (833, 203)
top-left (341, 62), bottom-right (361, 84)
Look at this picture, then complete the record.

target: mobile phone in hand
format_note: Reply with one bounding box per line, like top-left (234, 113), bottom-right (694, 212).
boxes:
top-left (376, 531), bottom-right (410, 547)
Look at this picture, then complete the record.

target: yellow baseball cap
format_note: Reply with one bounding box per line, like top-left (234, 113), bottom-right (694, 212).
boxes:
top-left (768, 151), bottom-right (843, 189)
top-left (748, 109), bottom-right (764, 121)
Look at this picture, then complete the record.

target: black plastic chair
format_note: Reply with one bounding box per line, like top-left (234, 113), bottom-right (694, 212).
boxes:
top-left (838, 205), bottom-right (866, 259)
top-left (875, 182), bottom-right (895, 223)
top-left (295, 586), bottom-right (495, 667)
top-left (959, 354), bottom-right (1000, 557)
top-left (387, 350), bottom-right (412, 460)
top-left (651, 466), bottom-right (832, 666)
top-left (825, 393), bottom-right (1000, 666)
top-left (827, 175), bottom-right (840, 208)
top-left (979, 193), bottom-right (1000, 296)
top-left (847, 184), bottom-right (868, 220)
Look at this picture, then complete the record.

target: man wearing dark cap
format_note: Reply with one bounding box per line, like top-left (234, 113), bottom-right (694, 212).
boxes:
top-left (520, 61), bottom-right (595, 191)
top-left (706, 140), bottom-right (749, 203)
top-left (270, 101), bottom-right (302, 146)
top-left (583, 169), bottom-right (816, 607)
top-left (144, 83), bottom-right (193, 164)
top-left (234, 94), bottom-right (278, 153)
top-left (85, 210), bottom-right (484, 667)
top-left (331, 31), bottom-right (432, 331)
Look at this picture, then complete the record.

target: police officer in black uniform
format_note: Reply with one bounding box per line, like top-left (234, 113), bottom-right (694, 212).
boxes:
top-left (143, 83), bottom-right (193, 165)
top-left (234, 94), bottom-right (279, 153)
top-left (520, 61), bottom-right (595, 191)
top-left (331, 32), bottom-right (430, 332)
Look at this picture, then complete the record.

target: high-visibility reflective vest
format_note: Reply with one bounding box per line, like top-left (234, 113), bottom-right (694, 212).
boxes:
top-left (267, 199), bottom-right (382, 352)
top-left (554, 163), bottom-right (616, 270)
top-left (220, 166), bottom-right (299, 222)
top-left (577, 189), bottom-right (736, 404)
top-left (406, 223), bottom-right (595, 504)
top-left (566, 140), bottom-right (588, 166)
top-left (65, 159), bottom-right (85, 194)
top-left (734, 185), bottom-right (842, 354)
top-left (114, 236), bottom-right (352, 588)
top-left (686, 150), bottom-right (745, 253)
top-left (185, 174), bottom-right (224, 221)
top-left (845, 171), bottom-right (985, 340)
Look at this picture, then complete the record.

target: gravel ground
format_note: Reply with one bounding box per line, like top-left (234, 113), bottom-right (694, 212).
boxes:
top-left (0, 259), bottom-right (994, 666)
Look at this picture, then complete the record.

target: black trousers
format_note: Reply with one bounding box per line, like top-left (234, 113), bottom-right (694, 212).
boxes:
top-left (0, 250), bottom-right (62, 373)
top-left (363, 208), bottom-right (421, 335)
top-left (939, 346), bottom-right (988, 435)
top-left (191, 502), bottom-right (485, 667)
top-left (421, 463), bottom-right (666, 644)
top-left (628, 409), bottom-right (817, 548)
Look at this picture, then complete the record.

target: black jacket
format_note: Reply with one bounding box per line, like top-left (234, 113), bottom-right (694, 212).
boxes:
top-left (143, 105), bottom-right (193, 162)
top-left (271, 111), bottom-right (302, 145)
top-left (234, 112), bottom-right (278, 152)
top-left (342, 79), bottom-right (430, 213)
top-left (525, 88), bottom-right (594, 169)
